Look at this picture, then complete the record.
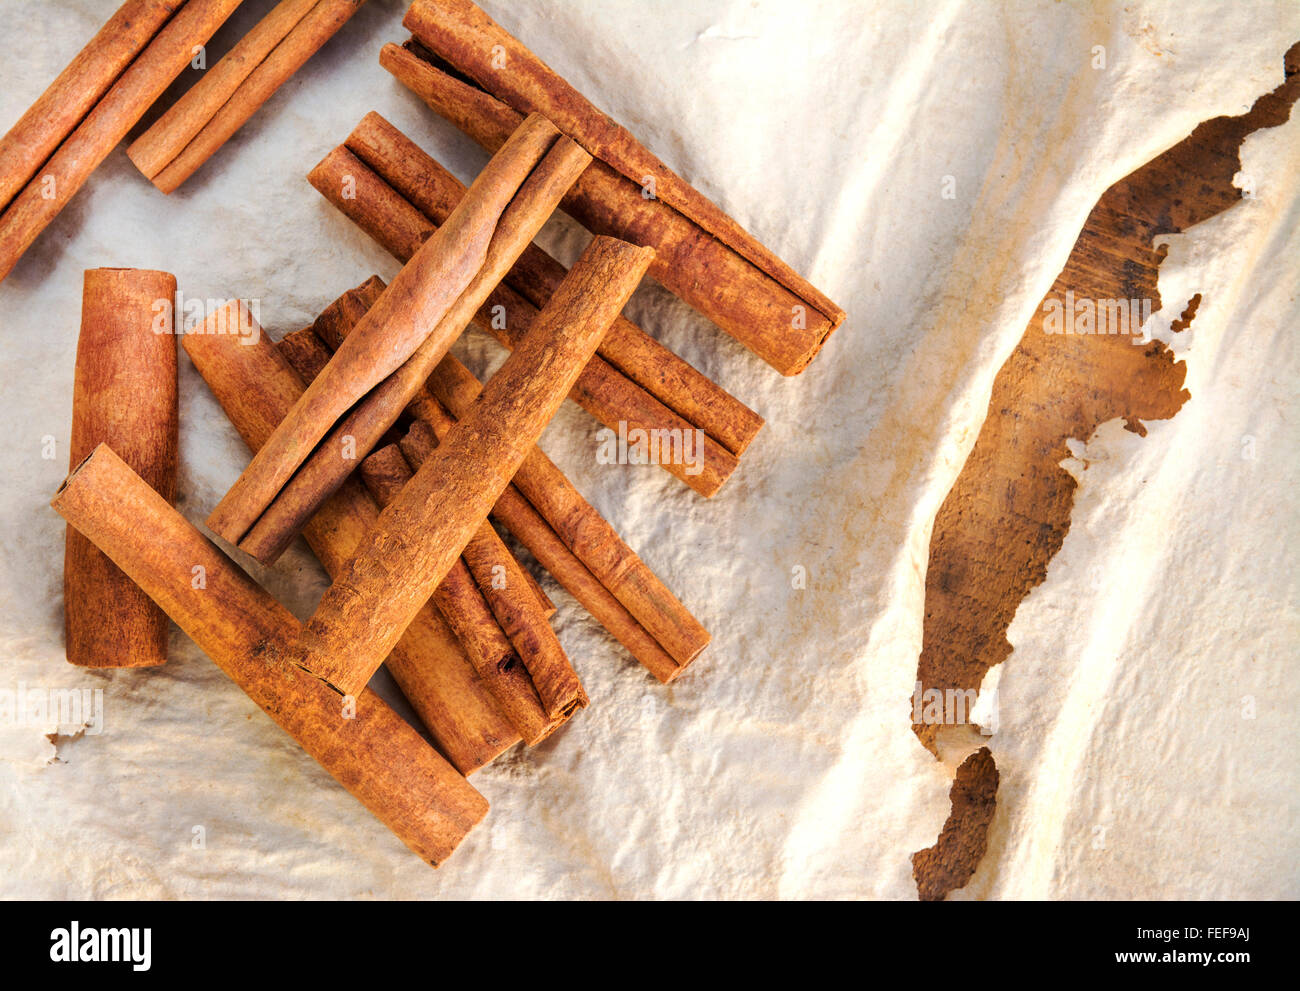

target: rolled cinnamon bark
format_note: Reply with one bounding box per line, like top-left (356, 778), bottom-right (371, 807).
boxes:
top-left (185, 311), bottom-right (518, 774)
top-left (309, 274), bottom-right (386, 351)
top-left (309, 143), bottom-right (732, 497)
top-left (305, 285), bottom-right (554, 619)
top-left (318, 276), bottom-right (706, 683)
top-left (293, 236), bottom-right (652, 698)
top-left (207, 113), bottom-right (562, 553)
top-left (129, 0), bottom-right (367, 193)
top-left (278, 319), bottom-right (562, 745)
top-left (274, 326), bottom-right (333, 382)
top-left (343, 111), bottom-right (763, 458)
top-left (311, 117), bottom-right (759, 497)
top-left (359, 441), bottom-right (569, 744)
top-left (212, 123), bottom-right (591, 565)
top-left (0, 0), bottom-right (184, 213)
top-left (385, 0), bottom-right (846, 375)
top-left (398, 420), bottom-right (584, 723)
top-left (65, 268), bottom-right (177, 668)
top-left (52, 445), bottom-right (488, 866)
top-left (0, 0), bottom-right (243, 283)
top-left (428, 355), bottom-right (711, 678)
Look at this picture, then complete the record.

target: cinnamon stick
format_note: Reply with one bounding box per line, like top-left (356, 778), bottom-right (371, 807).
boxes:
top-left (207, 113), bottom-right (558, 550)
top-left (318, 277), bottom-right (706, 683)
top-left (65, 268), bottom-right (177, 668)
top-left (184, 311), bottom-right (519, 774)
top-left (0, 0), bottom-right (184, 213)
top-left (427, 355), bottom-right (711, 679)
top-left (385, 0), bottom-right (846, 375)
top-left (311, 143), bottom-right (734, 498)
top-left (293, 236), bottom-right (652, 698)
top-left (128, 0), bottom-right (367, 193)
top-left (209, 117), bottom-right (591, 563)
top-left (52, 445), bottom-right (487, 866)
top-left (278, 319), bottom-right (565, 745)
top-left (0, 0), bottom-right (244, 283)
top-left (359, 440), bottom-right (570, 744)
top-left (344, 111), bottom-right (764, 459)
top-left (398, 419), bottom-right (585, 725)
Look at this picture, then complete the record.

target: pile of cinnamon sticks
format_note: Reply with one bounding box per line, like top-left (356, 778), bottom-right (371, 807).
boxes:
top-left (31, 0), bottom-right (842, 867)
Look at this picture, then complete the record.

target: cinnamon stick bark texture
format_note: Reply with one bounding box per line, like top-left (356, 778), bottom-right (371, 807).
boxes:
top-left (0, 0), bottom-right (184, 213)
top-left (343, 111), bottom-right (764, 458)
top-left (310, 142), bottom-right (734, 498)
top-left (128, 0), bottom-right (367, 193)
top-left (208, 115), bottom-right (591, 562)
top-left (65, 268), bottom-right (178, 668)
top-left (184, 307), bottom-right (518, 774)
top-left (276, 318), bottom-right (567, 746)
top-left (310, 112), bottom-right (762, 496)
top-left (52, 445), bottom-right (488, 866)
top-left (359, 440), bottom-right (576, 745)
top-left (0, 0), bottom-right (244, 283)
top-left (427, 355), bottom-right (711, 680)
top-left (293, 236), bottom-right (653, 698)
top-left (315, 276), bottom-right (708, 684)
top-left (398, 420), bottom-right (585, 728)
top-left (386, 0), bottom-right (846, 375)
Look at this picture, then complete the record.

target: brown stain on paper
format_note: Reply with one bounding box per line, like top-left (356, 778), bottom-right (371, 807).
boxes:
top-left (911, 43), bottom-right (1300, 900)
